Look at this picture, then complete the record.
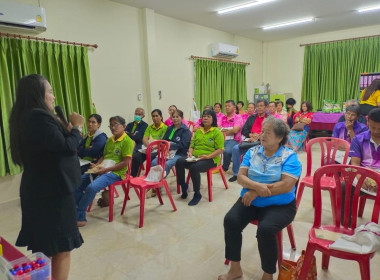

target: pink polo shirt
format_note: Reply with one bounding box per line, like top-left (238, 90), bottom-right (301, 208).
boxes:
top-left (220, 113), bottom-right (243, 143)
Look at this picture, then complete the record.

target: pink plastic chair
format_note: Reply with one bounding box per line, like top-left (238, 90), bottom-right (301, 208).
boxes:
top-left (296, 137), bottom-right (350, 222)
top-left (298, 164), bottom-right (380, 280)
top-left (120, 140), bottom-right (177, 228)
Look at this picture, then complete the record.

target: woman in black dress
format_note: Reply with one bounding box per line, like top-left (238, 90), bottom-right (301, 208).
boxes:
top-left (9, 74), bottom-right (85, 280)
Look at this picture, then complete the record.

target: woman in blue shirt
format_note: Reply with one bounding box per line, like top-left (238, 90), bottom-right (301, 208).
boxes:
top-left (218, 117), bottom-right (301, 280)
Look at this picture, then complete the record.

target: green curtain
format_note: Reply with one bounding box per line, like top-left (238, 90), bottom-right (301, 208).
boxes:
top-left (195, 59), bottom-right (247, 112)
top-left (302, 37), bottom-right (380, 110)
top-left (0, 37), bottom-right (95, 177)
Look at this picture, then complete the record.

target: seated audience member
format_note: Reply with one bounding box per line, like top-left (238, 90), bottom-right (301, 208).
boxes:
top-left (218, 117), bottom-right (301, 280)
top-left (220, 100), bottom-right (243, 172)
top-left (78, 114), bottom-right (107, 174)
top-left (237, 101), bottom-right (246, 115)
top-left (338, 99), bottom-right (367, 124)
top-left (176, 110), bottom-right (224, 205)
top-left (151, 109), bottom-right (191, 177)
top-left (75, 116), bottom-right (134, 227)
top-left (276, 101), bottom-right (289, 122)
top-left (164, 105), bottom-right (188, 126)
top-left (214, 102), bottom-right (225, 126)
top-left (268, 101), bottom-right (282, 119)
top-left (229, 100), bottom-right (268, 182)
top-left (125, 107), bottom-right (148, 152)
top-left (193, 105), bottom-right (214, 131)
top-left (288, 101), bottom-right (313, 152)
top-left (241, 102), bottom-right (256, 123)
top-left (332, 105), bottom-right (368, 143)
top-left (286, 98), bottom-right (297, 127)
top-left (130, 109), bottom-right (167, 177)
top-left (359, 79), bottom-right (380, 116)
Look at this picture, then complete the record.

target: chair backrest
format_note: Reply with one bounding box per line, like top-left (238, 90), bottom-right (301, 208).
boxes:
top-left (313, 164), bottom-right (380, 229)
top-left (187, 121), bottom-right (195, 132)
top-left (145, 140), bottom-right (170, 178)
top-left (122, 141), bottom-right (136, 179)
top-left (305, 137), bottom-right (350, 176)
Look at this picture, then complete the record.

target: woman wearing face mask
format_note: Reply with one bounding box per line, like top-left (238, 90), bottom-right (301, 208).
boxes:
top-left (164, 105), bottom-right (188, 126)
top-left (78, 114), bottom-right (108, 174)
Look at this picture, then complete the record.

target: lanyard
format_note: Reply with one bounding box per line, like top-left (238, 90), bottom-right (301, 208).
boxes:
top-left (168, 128), bottom-right (175, 140)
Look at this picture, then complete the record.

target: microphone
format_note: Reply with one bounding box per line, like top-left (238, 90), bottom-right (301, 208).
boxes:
top-left (55, 105), bottom-right (68, 126)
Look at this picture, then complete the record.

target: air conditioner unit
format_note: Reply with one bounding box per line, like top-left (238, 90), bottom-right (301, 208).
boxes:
top-left (211, 43), bottom-right (239, 59)
top-left (0, 2), bottom-right (47, 33)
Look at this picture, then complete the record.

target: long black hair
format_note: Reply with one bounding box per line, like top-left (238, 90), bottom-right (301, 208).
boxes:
top-left (363, 79), bottom-right (380, 101)
top-left (201, 109), bottom-right (217, 127)
top-left (9, 74), bottom-right (55, 166)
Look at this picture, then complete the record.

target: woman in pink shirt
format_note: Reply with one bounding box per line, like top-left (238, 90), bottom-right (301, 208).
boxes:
top-left (214, 102), bottom-right (225, 127)
top-left (241, 102), bottom-right (256, 124)
top-left (164, 105), bottom-right (187, 126)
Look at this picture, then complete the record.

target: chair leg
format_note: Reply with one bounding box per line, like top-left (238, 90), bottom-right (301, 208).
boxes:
top-left (298, 246), bottom-right (316, 279)
top-left (139, 188), bottom-right (146, 228)
top-left (156, 188), bottom-right (164, 205)
top-left (164, 181), bottom-right (177, 211)
top-left (358, 196), bottom-right (367, 218)
top-left (87, 202), bottom-right (93, 212)
top-left (219, 167), bottom-right (229, 189)
top-left (358, 257), bottom-right (371, 280)
top-left (120, 183), bottom-right (130, 215)
top-left (114, 188), bottom-right (119, 198)
top-left (109, 186), bottom-right (114, 222)
top-left (321, 253), bottom-right (330, 270)
top-left (286, 224), bottom-right (296, 250)
top-left (171, 167), bottom-right (177, 177)
top-left (224, 259), bottom-right (230, 265)
top-left (206, 171), bottom-right (213, 202)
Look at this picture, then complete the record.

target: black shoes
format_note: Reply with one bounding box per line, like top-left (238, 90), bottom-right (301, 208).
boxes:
top-left (188, 192), bottom-right (202, 206)
top-left (228, 175), bottom-right (238, 182)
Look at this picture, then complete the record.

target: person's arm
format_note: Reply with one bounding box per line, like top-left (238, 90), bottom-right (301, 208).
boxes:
top-left (198, 149), bottom-right (223, 160)
top-left (242, 116), bottom-right (254, 138)
top-left (187, 147), bottom-right (194, 158)
top-left (29, 109), bottom-right (83, 155)
top-left (169, 128), bottom-right (191, 150)
top-left (237, 167), bottom-right (271, 196)
top-left (267, 174), bottom-right (298, 195)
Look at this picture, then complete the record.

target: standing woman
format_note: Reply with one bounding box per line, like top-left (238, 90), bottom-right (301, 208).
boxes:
top-left (78, 114), bottom-right (107, 173)
top-left (288, 101), bottom-right (313, 152)
top-left (9, 74), bottom-right (85, 280)
top-left (359, 79), bottom-right (380, 116)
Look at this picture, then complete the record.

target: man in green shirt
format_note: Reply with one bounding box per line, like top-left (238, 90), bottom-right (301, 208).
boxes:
top-left (75, 116), bottom-right (134, 227)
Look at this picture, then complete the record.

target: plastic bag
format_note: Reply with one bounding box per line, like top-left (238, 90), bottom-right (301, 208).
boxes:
top-left (190, 100), bottom-right (200, 123)
top-left (144, 165), bottom-right (163, 182)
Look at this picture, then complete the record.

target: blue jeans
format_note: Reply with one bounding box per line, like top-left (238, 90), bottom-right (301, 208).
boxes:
top-left (75, 172), bottom-right (121, 221)
top-left (222, 140), bottom-right (238, 171)
top-left (151, 154), bottom-right (182, 178)
top-left (232, 144), bottom-right (245, 176)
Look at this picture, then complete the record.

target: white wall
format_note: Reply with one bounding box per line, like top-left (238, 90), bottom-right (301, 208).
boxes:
top-left (264, 24), bottom-right (380, 105)
top-left (0, 0), bottom-right (261, 204)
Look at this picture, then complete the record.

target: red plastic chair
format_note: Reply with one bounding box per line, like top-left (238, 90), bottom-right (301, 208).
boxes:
top-left (358, 194), bottom-right (375, 218)
top-left (120, 140), bottom-right (177, 228)
top-left (86, 142), bottom-right (135, 222)
top-left (296, 137), bottom-right (350, 221)
top-left (298, 164), bottom-right (380, 280)
top-left (187, 121), bottom-right (196, 132)
top-left (224, 177), bottom-right (301, 269)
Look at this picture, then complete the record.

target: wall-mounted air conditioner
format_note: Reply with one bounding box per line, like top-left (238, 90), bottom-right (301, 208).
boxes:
top-left (211, 43), bottom-right (239, 59)
top-left (0, 2), bottom-right (47, 33)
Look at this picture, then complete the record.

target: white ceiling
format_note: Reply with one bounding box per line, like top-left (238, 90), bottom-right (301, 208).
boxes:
top-left (111, 0), bottom-right (380, 41)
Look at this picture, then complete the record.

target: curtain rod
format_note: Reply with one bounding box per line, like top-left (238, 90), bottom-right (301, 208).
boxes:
top-left (300, 34), bottom-right (380, 47)
top-left (190, 55), bottom-right (250, 66)
top-left (0, 32), bottom-right (98, 48)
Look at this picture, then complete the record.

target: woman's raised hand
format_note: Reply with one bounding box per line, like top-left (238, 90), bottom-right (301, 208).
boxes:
top-left (69, 112), bottom-right (85, 127)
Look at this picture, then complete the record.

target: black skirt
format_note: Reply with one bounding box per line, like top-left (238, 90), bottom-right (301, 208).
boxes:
top-left (16, 192), bottom-right (83, 257)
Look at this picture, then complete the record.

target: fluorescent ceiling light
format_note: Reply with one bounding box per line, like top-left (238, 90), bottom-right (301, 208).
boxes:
top-left (263, 17), bottom-right (315, 30)
top-left (357, 5), bottom-right (380, 13)
top-left (217, 0), bottom-right (275, 15)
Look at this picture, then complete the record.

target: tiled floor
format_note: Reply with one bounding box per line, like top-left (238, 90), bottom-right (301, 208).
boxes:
top-left (0, 148), bottom-right (378, 279)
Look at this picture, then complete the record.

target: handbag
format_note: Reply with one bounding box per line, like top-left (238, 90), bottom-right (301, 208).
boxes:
top-left (277, 250), bottom-right (317, 280)
top-left (291, 122), bottom-right (305, 131)
top-left (238, 140), bottom-right (260, 151)
top-left (190, 99), bottom-right (200, 123)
